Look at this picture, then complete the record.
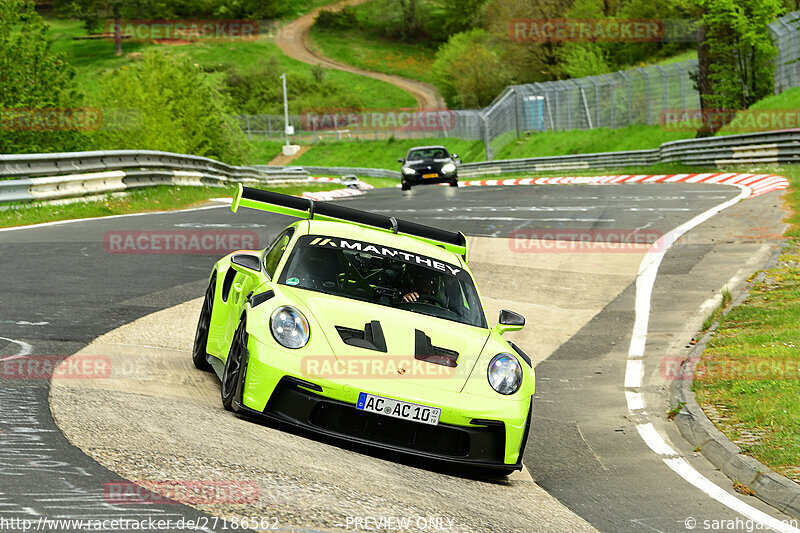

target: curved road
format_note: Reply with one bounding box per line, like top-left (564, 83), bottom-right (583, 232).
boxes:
top-left (275, 0), bottom-right (445, 109)
top-left (0, 183), bottom-right (794, 532)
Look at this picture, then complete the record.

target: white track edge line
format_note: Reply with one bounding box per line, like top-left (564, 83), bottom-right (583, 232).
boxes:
top-left (626, 183), bottom-right (800, 532)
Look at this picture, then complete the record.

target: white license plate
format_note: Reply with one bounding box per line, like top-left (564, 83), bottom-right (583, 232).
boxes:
top-left (356, 392), bottom-right (440, 426)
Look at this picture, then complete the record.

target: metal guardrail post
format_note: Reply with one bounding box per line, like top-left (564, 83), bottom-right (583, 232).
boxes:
top-left (481, 113), bottom-right (492, 161)
top-left (637, 68), bottom-right (651, 125)
top-left (618, 71), bottom-right (633, 126)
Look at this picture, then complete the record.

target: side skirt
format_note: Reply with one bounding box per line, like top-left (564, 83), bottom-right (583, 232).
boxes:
top-left (208, 353), bottom-right (225, 380)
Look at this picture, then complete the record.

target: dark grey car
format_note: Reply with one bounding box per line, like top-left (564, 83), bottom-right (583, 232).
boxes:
top-left (398, 145), bottom-right (459, 191)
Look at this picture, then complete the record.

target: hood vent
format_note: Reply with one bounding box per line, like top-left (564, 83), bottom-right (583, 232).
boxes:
top-left (414, 329), bottom-right (458, 367)
top-left (335, 321), bottom-right (387, 353)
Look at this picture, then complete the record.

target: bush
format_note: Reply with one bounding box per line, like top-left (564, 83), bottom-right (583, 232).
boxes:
top-left (315, 7), bottom-right (359, 30)
top-left (0, 0), bottom-right (89, 154)
top-left (432, 29), bottom-right (512, 108)
top-left (222, 59), bottom-right (363, 115)
top-left (92, 50), bottom-right (250, 164)
top-left (55, 0), bottom-right (293, 25)
top-left (559, 43), bottom-right (610, 78)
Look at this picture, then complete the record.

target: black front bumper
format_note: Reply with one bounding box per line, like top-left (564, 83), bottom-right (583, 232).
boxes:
top-left (403, 173), bottom-right (457, 186)
top-left (236, 377), bottom-right (515, 470)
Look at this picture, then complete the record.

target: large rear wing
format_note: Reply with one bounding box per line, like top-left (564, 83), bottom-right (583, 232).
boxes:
top-left (231, 184), bottom-right (469, 261)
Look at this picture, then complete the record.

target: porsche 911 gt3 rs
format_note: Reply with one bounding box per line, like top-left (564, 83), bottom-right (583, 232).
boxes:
top-left (192, 185), bottom-right (534, 472)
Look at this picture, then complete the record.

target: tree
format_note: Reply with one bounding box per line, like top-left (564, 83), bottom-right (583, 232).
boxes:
top-left (396, 0), bottom-right (423, 37)
top-left (94, 51), bottom-right (250, 163)
top-left (484, 0), bottom-right (575, 83)
top-left (0, 0), bottom-right (87, 153)
top-left (430, 0), bottom-right (490, 40)
top-left (695, 0), bottom-right (784, 134)
top-left (432, 29), bottom-right (513, 108)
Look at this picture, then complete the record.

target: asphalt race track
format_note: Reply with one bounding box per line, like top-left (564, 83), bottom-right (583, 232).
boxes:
top-left (0, 183), bottom-right (796, 532)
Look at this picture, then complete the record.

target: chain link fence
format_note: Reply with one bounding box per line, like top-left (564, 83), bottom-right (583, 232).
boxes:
top-left (242, 12), bottom-right (800, 160)
top-left (772, 11), bottom-right (800, 94)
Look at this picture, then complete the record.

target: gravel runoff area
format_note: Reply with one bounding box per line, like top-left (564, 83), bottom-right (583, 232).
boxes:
top-left (47, 234), bottom-right (652, 532)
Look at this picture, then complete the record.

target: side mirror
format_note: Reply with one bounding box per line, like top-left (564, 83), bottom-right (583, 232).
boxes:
top-left (452, 153), bottom-right (459, 159)
top-left (398, 158), bottom-right (405, 163)
top-left (230, 254), bottom-right (261, 277)
top-left (495, 309), bottom-right (525, 335)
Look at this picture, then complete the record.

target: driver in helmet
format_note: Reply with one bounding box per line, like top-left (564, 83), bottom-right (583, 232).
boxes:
top-left (400, 266), bottom-right (442, 304)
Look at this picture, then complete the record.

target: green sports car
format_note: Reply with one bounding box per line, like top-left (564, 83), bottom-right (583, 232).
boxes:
top-left (192, 185), bottom-right (534, 473)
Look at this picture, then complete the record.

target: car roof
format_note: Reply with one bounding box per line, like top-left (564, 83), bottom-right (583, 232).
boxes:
top-left (407, 145), bottom-right (448, 153)
top-left (297, 220), bottom-right (464, 267)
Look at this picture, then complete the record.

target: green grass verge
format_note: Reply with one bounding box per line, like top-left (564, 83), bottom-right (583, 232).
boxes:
top-left (0, 171), bottom-right (405, 229)
top-left (308, 0), bottom-right (437, 85)
top-left (495, 125), bottom-right (694, 160)
top-left (309, 26), bottom-right (435, 84)
top-left (289, 127), bottom-right (697, 169)
top-left (693, 164), bottom-right (800, 485)
top-left (717, 87), bottom-right (800, 136)
top-left (0, 182), bottom-right (341, 229)
top-left (45, 18), bottom-right (416, 109)
top-left (292, 137), bottom-right (486, 168)
top-left (248, 139), bottom-right (287, 163)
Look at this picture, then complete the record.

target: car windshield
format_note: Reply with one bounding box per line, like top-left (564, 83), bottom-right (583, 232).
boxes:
top-left (407, 148), bottom-right (448, 161)
top-left (278, 236), bottom-right (486, 328)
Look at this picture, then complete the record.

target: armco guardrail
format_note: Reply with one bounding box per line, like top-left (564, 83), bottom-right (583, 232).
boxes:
top-left (659, 129), bottom-right (800, 166)
top-left (255, 165), bottom-right (401, 180)
top-left (2, 129), bottom-right (798, 204)
top-left (457, 149), bottom-right (660, 178)
top-left (459, 129), bottom-right (800, 177)
top-left (0, 150), bottom-right (307, 204)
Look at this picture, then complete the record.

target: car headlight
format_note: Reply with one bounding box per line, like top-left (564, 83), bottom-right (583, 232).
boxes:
top-left (270, 306), bottom-right (310, 349)
top-left (441, 163), bottom-right (456, 174)
top-left (487, 353), bottom-right (522, 395)
top-left (402, 167), bottom-right (416, 175)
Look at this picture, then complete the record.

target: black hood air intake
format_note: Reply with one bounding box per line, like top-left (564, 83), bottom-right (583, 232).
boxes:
top-left (335, 321), bottom-right (387, 353)
top-left (414, 329), bottom-right (458, 367)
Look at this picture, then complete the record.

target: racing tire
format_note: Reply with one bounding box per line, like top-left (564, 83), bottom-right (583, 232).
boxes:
top-left (449, 179), bottom-right (458, 187)
top-left (192, 276), bottom-right (215, 371)
top-left (221, 318), bottom-right (248, 411)
top-left (401, 181), bottom-right (411, 191)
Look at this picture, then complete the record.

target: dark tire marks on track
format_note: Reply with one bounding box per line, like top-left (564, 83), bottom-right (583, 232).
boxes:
top-left (0, 184), bottom-right (791, 532)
